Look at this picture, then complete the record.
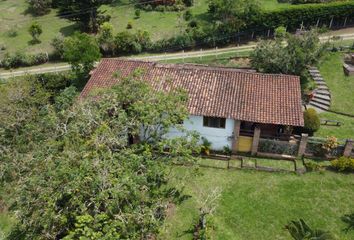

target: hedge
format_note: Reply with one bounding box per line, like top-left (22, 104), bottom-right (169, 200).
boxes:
top-left (0, 52), bottom-right (49, 69)
top-left (251, 1), bottom-right (354, 31)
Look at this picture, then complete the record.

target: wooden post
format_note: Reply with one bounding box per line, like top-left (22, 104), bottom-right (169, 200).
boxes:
top-left (298, 134), bottom-right (308, 157)
top-left (232, 120), bottom-right (241, 154)
top-left (316, 19), bottom-right (320, 28)
top-left (293, 160), bottom-right (297, 172)
top-left (329, 17), bottom-right (334, 29)
top-left (343, 17), bottom-right (347, 27)
top-left (343, 139), bottom-right (353, 157)
top-left (251, 127), bottom-right (261, 156)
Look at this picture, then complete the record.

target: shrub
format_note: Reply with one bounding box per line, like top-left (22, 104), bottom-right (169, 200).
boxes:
top-left (304, 160), bottom-right (322, 172)
top-left (188, 19), bottom-right (198, 28)
top-left (28, 21), bottom-right (43, 44)
top-left (303, 108), bottom-right (320, 135)
top-left (135, 9), bottom-right (141, 18)
top-left (126, 22), bottom-right (133, 29)
top-left (183, 0), bottom-right (193, 7)
top-left (0, 52), bottom-right (49, 69)
top-left (201, 137), bottom-right (212, 155)
top-left (285, 219), bottom-right (334, 240)
top-left (28, 0), bottom-right (52, 16)
top-left (51, 34), bottom-right (65, 59)
top-left (184, 10), bottom-right (192, 21)
top-left (320, 136), bottom-right (338, 156)
top-left (250, 1), bottom-right (354, 32)
top-left (331, 157), bottom-right (354, 172)
top-left (223, 145), bottom-right (232, 155)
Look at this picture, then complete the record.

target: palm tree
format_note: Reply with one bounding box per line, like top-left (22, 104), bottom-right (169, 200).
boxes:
top-left (341, 213), bottom-right (354, 232)
top-left (285, 219), bottom-right (334, 240)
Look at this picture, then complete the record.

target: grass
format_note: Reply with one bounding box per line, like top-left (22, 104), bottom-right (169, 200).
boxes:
top-left (316, 112), bottom-right (354, 139)
top-left (0, 0), bottom-right (315, 57)
top-left (160, 159), bottom-right (354, 239)
top-left (318, 52), bottom-right (354, 115)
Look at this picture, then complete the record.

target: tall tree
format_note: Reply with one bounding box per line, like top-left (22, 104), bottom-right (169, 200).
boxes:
top-left (57, 0), bottom-right (112, 32)
top-left (27, 0), bottom-right (52, 16)
top-left (250, 29), bottom-right (326, 85)
top-left (2, 74), bottom-right (199, 240)
top-left (63, 32), bottom-right (101, 84)
top-left (28, 22), bottom-right (43, 44)
top-left (208, 0), bottom-right (260, 34)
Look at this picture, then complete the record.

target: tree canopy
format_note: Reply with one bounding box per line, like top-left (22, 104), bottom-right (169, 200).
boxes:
top-left (250, 29), bottom-right (326, 85)
top-left (1, 73), bottom-right (199, 239)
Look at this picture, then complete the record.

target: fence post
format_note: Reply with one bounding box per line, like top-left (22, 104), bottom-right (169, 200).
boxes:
top-left (343, 17), bottom-right (347, 27)
top-left (329, 17), bottom-right (334, 29)
top-left (298, 134), bottom-right (308, 157)
top-left (251, 127), bottom-right (261, 156)
top-left (343, 139), bottom-right (353, 157)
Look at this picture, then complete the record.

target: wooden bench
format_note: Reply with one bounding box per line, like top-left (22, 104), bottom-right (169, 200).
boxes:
top-left (321, 119), bottom-right (342, 126)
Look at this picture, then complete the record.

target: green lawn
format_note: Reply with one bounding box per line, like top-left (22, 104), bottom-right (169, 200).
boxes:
top-left (316, 112), bottom-right (354, 139)
top-left (0, 0), bottom-right (305, 57)
top-left (160, 160), bottom-right (354, 239)
top-left (318, 52), bottom-right (354, 115)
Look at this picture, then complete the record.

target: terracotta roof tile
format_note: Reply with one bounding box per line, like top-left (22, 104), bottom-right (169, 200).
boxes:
top-left (81, 59), bottom-right (304, 126)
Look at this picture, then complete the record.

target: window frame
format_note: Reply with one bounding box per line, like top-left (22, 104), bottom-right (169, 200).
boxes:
top-left (203, 116), bottom-right (226, 129)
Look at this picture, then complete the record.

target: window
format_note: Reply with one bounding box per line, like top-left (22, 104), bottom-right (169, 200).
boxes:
top-left (203, 116), bottom-right (226, 128)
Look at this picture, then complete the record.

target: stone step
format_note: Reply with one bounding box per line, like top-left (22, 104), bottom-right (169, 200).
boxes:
top-left (309, 70), bottom-right (320, 74)
top-left (313, 77), bottom-right (324, 81)
top-left (317, 85), bottom-right (329, 90)
top-left (315, 82), bottom-right (327, 86)
top-left (309, 67), bottom-right (318, 71)
top-left (311, 73), bottom-right (321, 77)
top-left (313, 94), bottom-right (331, 101)
top-left (311, 98), bottom-right (330, 107)
top-left (309, 101), bottom-right (330, 111)
top-left (314, 90), bottom-right (331, 96)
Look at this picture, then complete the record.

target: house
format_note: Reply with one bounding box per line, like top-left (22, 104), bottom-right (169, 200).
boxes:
top-left (81, 59), bottom-right (304, 153)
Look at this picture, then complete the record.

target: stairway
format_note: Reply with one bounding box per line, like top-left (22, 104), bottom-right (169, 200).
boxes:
top-left (307, 67), bottom-right (331, 113)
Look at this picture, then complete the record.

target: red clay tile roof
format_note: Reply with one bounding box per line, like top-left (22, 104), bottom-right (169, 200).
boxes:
top-left (81, 59), bottom-right (304, 126)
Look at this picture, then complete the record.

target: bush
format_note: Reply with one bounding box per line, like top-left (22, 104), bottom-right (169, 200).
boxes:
top-left (51, 34), bottom-right (65, 59)
top-left (184, 10), bottom-right (192, 21)
top-left (331, 157), bottom-right (354, 172)
top-left (304, 160), bottom-right (322, 172)
top-left (135, 9), bottom-right (141, 18)
top-left (126, 22), bottom-right (133, 29)
top-left (303, 108), bottom-right (320, 135)
top-left (0, 52), bottom-right (49, 69)
top-left (28, 0), bottom-right (52, 16)
top-left (250, 2), bottom-right (354, 32)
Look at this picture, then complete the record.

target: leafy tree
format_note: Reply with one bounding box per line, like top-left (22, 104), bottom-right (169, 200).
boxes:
top-left (208, 0), bottom-right (260, 34)
top-left (250, 29), bottom-right (326, 85)
top-left (303, 108), bottom-right (320, 135)
top-left (63, 32), bottom-right (101, 83)
top-left (28, 22), bottom-right (43, 44)
top-left (57, 0), bottom-right (112, 32)
top-left (2, 74), bottom-right (199, 239)
top-left (97, 22), bottom-right (114, 55)
top-left (27, 0), bottom-right (52, 16)
top-left (285, 219), bottom-right (334, 240)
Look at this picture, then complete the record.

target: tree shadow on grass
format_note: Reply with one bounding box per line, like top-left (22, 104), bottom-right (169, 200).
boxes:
top-left (59, 24), bottom-right (78, 37)
top-left (28, 39), bottom-right (41, 45)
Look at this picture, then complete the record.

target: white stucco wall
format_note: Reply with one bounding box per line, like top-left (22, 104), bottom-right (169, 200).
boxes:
top-left (166, 115), bottom-right (235, 150)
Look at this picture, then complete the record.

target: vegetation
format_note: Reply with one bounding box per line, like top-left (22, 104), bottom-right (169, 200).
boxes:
top-left (27, 0), bottom-right (52, 16)
top-left (318, 52), bottom-right (354, 115)
top-left (0, 72), bottom-right (199, 239)
top-left (251, 29), bottom-right (326, 86)
top-left (331, 157), bottom-right (354, 172)
top-left (159, 161), bottom-right (354, 239)
top-left (316, 112), bottom-right (354, 139)
top-left (304, 108), bottom-right (321, 135)
top-left (57, 0), bottom-right (112, 33)
top-left (28, 21), bottom-right (43, 44)
top-left (285, 219), bottom-right (334, 240)
top-left (63, 32), bottom-right (101, 81)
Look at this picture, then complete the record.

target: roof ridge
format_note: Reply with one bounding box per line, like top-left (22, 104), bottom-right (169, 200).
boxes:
top-left (100, 58), bottom-right (300, 80)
